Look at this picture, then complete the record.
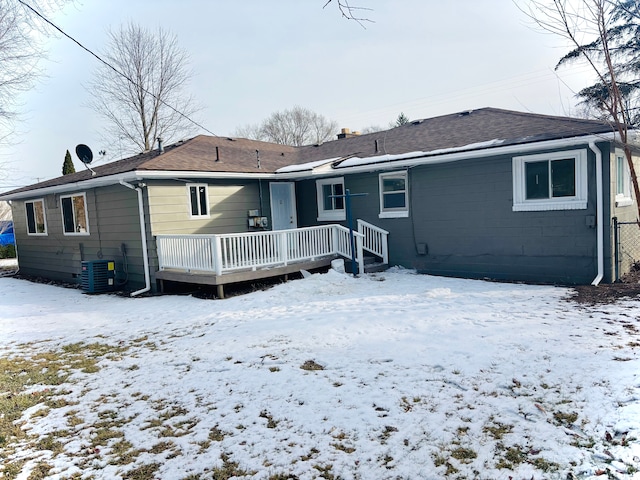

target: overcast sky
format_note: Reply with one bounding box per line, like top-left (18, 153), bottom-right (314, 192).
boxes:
top-left (1, 0), bottom-right (595, 191)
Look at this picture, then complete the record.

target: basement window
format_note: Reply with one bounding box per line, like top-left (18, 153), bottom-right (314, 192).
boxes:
top-left (512, 149), bottom-right (588, 211)
top-left (60, 193), bottom-right (89, 235)
top-left (188, 184), bottom-right (210, 218)
top-left (25, 199), bottom-right (47, 235)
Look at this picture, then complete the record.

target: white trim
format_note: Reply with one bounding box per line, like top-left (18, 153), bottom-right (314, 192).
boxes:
top-left (119, 181), bottom-right (151, 296)
top-left (186, 183), bottom-right (210, 218)
top-left (379, 171), bottom-right (409, 218)
top-left (512, 149), bottom-right (588, 212)
top-left (60, 192), bottom-right (90, 236)
top-left (615, 149), bottom-right (633, 207)
top-left (316, 177), bottom-right (346, 221)
top-left (589, 142), bottom-right (604, 286)
top-left (25, 198), bottom-right (47, 236)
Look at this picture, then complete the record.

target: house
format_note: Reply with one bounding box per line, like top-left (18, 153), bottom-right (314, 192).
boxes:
top-left (1, 107), bottom-right (638, 295)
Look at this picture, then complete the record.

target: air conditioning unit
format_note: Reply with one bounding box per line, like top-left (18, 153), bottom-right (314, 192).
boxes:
top-left (81, 260), bottom-right (116, 293)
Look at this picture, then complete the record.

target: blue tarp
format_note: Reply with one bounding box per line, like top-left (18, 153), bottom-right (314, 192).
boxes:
top-left (0, 221), bottom-right (15, 246)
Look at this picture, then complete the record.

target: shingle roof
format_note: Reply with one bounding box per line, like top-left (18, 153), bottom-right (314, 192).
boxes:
top-left (2, 107), bottom-right (616, 197)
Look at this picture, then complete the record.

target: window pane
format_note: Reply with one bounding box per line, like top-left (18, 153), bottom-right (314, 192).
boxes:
top-left (73, 196), bottom-right (87, 231)
top-left (384, 192), bottom-right (406, 209)
top-left (525, 161), bottom-right (549, 199)
top-left (334, 183), bottom-right (344, 210)
top-left (383, 177), bottom-right (405, 192)
top-left (198, 186), bottom-right (208, 215)
top-left (617, 156), bottom-right (626, 195)
top-left (61, 197), bottom-right (75, 233)
top-left (34, 201), bottom-right (45, 233)
top-left (322, 184), bottom-right (333, 211)
top-left (189, 187), bottom-right (199, 215)
top-left (26, 203), bottom-right (36, 233)
top-left (551, 159), bottom-right (575, 197)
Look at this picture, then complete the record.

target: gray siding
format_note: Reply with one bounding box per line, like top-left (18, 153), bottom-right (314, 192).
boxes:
top-left (12, 184), bottom-right (146, 290)
top-left (297, 145), bottom-right (606, 284)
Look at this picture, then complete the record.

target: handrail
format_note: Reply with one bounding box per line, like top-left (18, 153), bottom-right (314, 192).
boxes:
top-left (357, 219), bottom-right (389, 264)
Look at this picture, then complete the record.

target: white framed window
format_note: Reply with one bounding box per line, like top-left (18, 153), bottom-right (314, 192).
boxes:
top-left (615, 150), bottom-right (633, 207)
top-left (25, 199), bottom-right (47, 235)
top-left (60, 193), bottom-right (89, 235)
top-left (316, 177), bottom-right (345, 221)
top-left (187, 184), bottom-right (209, 218)
top-left (379, 171), bottom-right (409, 218)
top-left (512, 149), bottom-right (588, 212)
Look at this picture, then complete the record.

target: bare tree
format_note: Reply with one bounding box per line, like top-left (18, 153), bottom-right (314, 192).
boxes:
top-left (323, 0), bottom-right (373, 26)
top-left (0, 0), bottom-right (71, 143)
top-left (523, 0), bottom-right (640, 221)
top-left (88, 23), bottom-right (199, 154)
top-left (235, 106), bottom-right (339, 146)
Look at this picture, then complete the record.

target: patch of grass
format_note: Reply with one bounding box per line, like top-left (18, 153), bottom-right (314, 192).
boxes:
top-left (148, 440), bottom-right (176, 454)
top-left (530, 456), bottom-right (560, 472)
top-left (121, 462), bottom-right (161, 480)
top-left (210, 453), bottom-right (253, 479)
top-left (331, 442), bottom-right (355, 453)
top-left (300, 360), bottom-right (324, 371)
top-left (269, 366), bottom-right (280, 372)
top-left (495, 445), bottom-right (527, 469)
top-left (35, 434), bottom-right (64, 454)
top-left (450, 446), bottom-right (477, 463)
top-left (483, 420), bottom-right (513, 440)
top-left (26, 461), bottom-right (53, 479)
top-left (300, 447), bottom-right (320, 461)
top-left (552, 410), bottom-right (578, 426)
top-left (259, 410), bottom-right (279, 429)
top-left (312, 464), bottom-right (336, 479)
top-left (208, 425), bottom-right (227, 442)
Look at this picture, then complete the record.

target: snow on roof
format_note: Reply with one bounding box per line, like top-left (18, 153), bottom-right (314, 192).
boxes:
top-left (276, 157), bottom-right (342, 173)
top-left (336, 139), bottom-right (506, 169)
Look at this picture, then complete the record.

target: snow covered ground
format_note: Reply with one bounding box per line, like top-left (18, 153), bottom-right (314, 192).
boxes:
top-left (1, 267), bottom-right (639, 479)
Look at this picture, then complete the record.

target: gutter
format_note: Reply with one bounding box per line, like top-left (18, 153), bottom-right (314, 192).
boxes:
top-left (119, 180), bottom-right (151, 297)
top-left (589, 142), bottom-right (604, 286)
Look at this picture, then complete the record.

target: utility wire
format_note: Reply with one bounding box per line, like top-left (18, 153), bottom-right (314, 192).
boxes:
top-left (16, 0), bottom-right (218, 138)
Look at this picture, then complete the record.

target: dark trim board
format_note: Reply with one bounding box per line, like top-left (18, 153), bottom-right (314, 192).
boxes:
top-left (155, 256), bottom-right (336, 298)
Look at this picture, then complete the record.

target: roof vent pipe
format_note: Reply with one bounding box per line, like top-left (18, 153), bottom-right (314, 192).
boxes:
top-left (157, 137), bottom-right (164, 154)
top-left (375, 139), bottom-right (379, 153)
top-left (256, 149), bottom-right (260, 169)
top-left (215, 146), bottom-right (220, 162)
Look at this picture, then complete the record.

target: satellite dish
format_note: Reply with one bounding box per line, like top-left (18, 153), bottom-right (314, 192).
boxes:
top-left (75, 144), bottom-right (93, 164)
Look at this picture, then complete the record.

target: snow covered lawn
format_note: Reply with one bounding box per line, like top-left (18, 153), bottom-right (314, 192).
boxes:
top-left (1, 268), bottom-right (639, 479)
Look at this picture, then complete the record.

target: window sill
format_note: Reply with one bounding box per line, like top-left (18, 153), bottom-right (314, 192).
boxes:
top-left (189, 215), bottom-right (211, 220)
top-left (379, 211), bottom-right (409, 219)
top-left (63, 232), bottom-right (90, 236)
top-left (512, 200), bottom-right (587, 212)
top-left (615, 196), bottom-right (633, 207)
top-left (27, 233), bottom-right (48, 237)
top-left (317, 212), bottom-right (346, 222)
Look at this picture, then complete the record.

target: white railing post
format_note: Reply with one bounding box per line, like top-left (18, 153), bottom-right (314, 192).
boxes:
top-left (356, 234), bottom-right (364, 275)
top-left (213, 236), bottom-right (223, 276)
top-left (279, 230), bottom-right (289, 266)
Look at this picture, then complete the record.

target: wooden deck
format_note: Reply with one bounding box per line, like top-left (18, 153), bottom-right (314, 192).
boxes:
top-left (155, 256), bottom-right (336, 298)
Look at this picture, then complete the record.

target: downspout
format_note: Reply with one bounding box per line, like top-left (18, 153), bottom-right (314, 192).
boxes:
top-left (120, 180), bottom-right (151, 296)
top-left (589, 142), bottom-right (604, 286)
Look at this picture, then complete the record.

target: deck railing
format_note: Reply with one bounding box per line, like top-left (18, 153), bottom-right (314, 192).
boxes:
top-left (156, 224), bottom-right (366, 276)
top-left (357, 219), bottom-right (389, 264)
